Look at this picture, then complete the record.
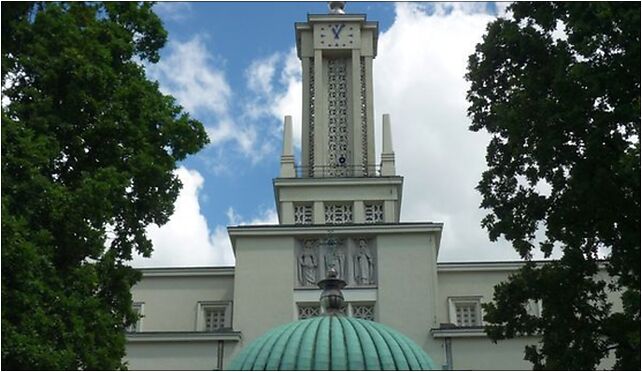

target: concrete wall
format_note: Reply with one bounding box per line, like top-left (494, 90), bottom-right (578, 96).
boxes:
top-left (125, 269), bottom-right (237, 370)
top-left (126, 341), bottom-right (220, 370)
top-left (377, 231), bottom-right (443, 364)
top-left (230, 236), bottom-right (296, 359)
top-left (130, 271), bottom-right (234, 332)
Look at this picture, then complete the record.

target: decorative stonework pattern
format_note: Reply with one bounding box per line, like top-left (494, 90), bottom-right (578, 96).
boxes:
top-left (294, 205), bottom-right (313, 225)
top-left (352, 304), bottom-right (375, 321)
top-left (308, 61), bottom-right (315, 176)
top-left (360, 57), bottom-right (368, 175)
top-left (324, 203), bottom-right (352, 224)
top-left (364, 203), bottom-right (384, 223)
top-left (455, 302), bottom-right (478, 327)
top-left (327, 58), bottom-right (349, 177)
top-left (298, 303), bottom-right (320, 319)
top-left (204, 308), bottom-right (226, 331)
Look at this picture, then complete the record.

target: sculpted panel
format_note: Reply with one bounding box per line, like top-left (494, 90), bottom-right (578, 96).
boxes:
top-left (296, 237), bottom-right (376, 287)
top-left (298, 240), bottom-right (318, 287)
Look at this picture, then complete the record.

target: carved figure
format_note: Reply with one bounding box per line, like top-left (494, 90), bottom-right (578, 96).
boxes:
top-left (324, 238), bottom-right (346, 279)
top-left (298, 241), bottom-right (318, 286)
top-left (354, 239), bottom-right (374, 285)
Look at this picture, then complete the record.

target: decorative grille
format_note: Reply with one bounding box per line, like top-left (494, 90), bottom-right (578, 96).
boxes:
top-left (298, 304), bottom-right (320, 319)
top-left (352, 304), bottom-right (375, 321)
top-left (294, 205), bottom-right (313, 225)
top-left (324, 204), bottom-right (353, 224)
top-left (360, 57), bottom-right (368, 175)
top-left (327, 58), bottom-right (349, 177)
top-left (364, 203), bottom-right (384, 223)
top-left (204, 308), bottom-right (226, 331)
top-left (308, 61), bottom-right (315, 176)
top-left (455, 302), bottom-right (478, 327)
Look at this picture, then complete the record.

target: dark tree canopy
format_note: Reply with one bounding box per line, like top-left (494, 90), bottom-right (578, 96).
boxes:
top-left (1, 2), bottom-right (208, 369)
top-left (466, 2), bottom-right (639, 370)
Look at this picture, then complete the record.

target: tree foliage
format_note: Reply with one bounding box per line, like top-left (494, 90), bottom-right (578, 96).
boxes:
top-left (466, 2), bottom-right (639, 370)
top-left (1, 2), bottom-right (208, 369)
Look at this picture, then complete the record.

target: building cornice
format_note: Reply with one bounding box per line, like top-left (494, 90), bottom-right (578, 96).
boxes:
top-left (273, 175), bottom-right (403, 188)
top-left (228, 222), bottom-right (442, 237)
top-left (437, 259), bottom-right (608, 272)
top-left (126, 331), bottom-right (241, 343)
top-left (135, 266), bottom-right (235, 277)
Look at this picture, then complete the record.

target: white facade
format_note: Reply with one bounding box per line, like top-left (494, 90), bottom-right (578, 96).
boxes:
top-left (125, 9), bottom-right (618, 371)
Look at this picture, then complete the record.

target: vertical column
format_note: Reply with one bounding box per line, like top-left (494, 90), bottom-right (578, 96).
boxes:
top-left (301, 57), bottom-right (312, 172)
top-left (351, 49), bottom-right (364, 176)
top-left (281, 202), bottom-right (294, 225)
top-left (353, 200), bottom-right (365, 223)
top-left (364, 56), bottom-right (376, 174)
top-left (383, 200), bottom-right (396, 223)
top-left (279, 115), bottom-right (296, 178)
top-left (313, 201), bottom-right (325, 224)
top-left (313, 50), bottom-right (326, 177)
top-left (380, 114), bottom-right (396, 176)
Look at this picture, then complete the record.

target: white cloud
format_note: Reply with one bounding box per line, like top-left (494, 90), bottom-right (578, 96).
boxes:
top-left (131, 167), bottom-right (278, 268)
top-left (153, 2), bottom-right (193, 22)
top-left (246, 54), bottom-right (279, 95)
top-left (146, 36), bottom-right (272, 165)
top-left (132, 167), bottom-right (230, 267)
top-left (243, 48), bottom-right (303, 149)
top-left (373, 3), bottom-right (520, 261)
top-left (146, 36), bottom-right (231, 116)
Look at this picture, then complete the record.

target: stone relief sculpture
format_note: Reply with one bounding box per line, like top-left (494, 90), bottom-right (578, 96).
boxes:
top-left (298, 240), bottom-right (318, 286)
top-left (323, 238), bottom-right (346, 279)
top-left (354, 239), bottom-right (374, 285)
top-left (297, 237), bottom-right (376, 286)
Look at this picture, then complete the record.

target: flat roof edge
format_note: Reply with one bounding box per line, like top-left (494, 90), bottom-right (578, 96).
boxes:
top-left (135, 266), bottom-right (235, 277)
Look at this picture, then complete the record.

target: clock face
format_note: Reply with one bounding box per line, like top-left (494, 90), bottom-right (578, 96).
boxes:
top-left (315, 22), bottom-right (360, 49)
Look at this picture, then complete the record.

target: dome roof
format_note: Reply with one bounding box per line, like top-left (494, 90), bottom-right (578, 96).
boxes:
top-left (229, 315), bottom-right (436, 370)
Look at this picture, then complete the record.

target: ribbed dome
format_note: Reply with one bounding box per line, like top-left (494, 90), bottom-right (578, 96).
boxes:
top-left (229, 315), bottom-right (436, 370)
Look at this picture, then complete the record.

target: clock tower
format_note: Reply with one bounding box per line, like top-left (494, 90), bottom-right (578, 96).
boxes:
top-left (277, 2), bottom-right (399, 225)
top-left (294, 5), bottom-right (379, 177)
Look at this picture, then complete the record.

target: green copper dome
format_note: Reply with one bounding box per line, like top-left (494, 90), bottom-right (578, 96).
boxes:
top-left (229, 315), bottom-right (436, 370)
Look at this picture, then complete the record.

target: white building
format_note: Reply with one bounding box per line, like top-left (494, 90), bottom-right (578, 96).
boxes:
top-left (125, 6), bottom-right (618, 371)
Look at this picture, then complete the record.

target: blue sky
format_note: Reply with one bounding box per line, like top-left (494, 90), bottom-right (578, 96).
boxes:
top-left (133, 2), bottom-right (522, 268)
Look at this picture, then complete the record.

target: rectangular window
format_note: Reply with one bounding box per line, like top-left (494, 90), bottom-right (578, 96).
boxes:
top-left (364, 203), bottom-right (384, 223)
top-left (324, 203), bottom-right (353, 224)
top-left (205, 308), bottom-right (226, 331)
top-left (294, 204), bottom-right (313, 225)
top-left (297, 303), bottom-right (320, 319)
top-left (198, 302), bottom-right (231, 331)
top-left (126, 303), bottom-right (143, 333)
top-left (448, 297), bottom-right (482, 327)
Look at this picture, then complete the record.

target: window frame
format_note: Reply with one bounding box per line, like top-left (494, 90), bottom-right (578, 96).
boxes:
top-left (196, 301), bottom-right (232, 332)
top-left (448, 296), bottom-right (483, 328)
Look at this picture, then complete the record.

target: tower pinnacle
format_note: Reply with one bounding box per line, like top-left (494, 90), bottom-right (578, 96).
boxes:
top-left (328, 1), bottom-right (346, 14)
